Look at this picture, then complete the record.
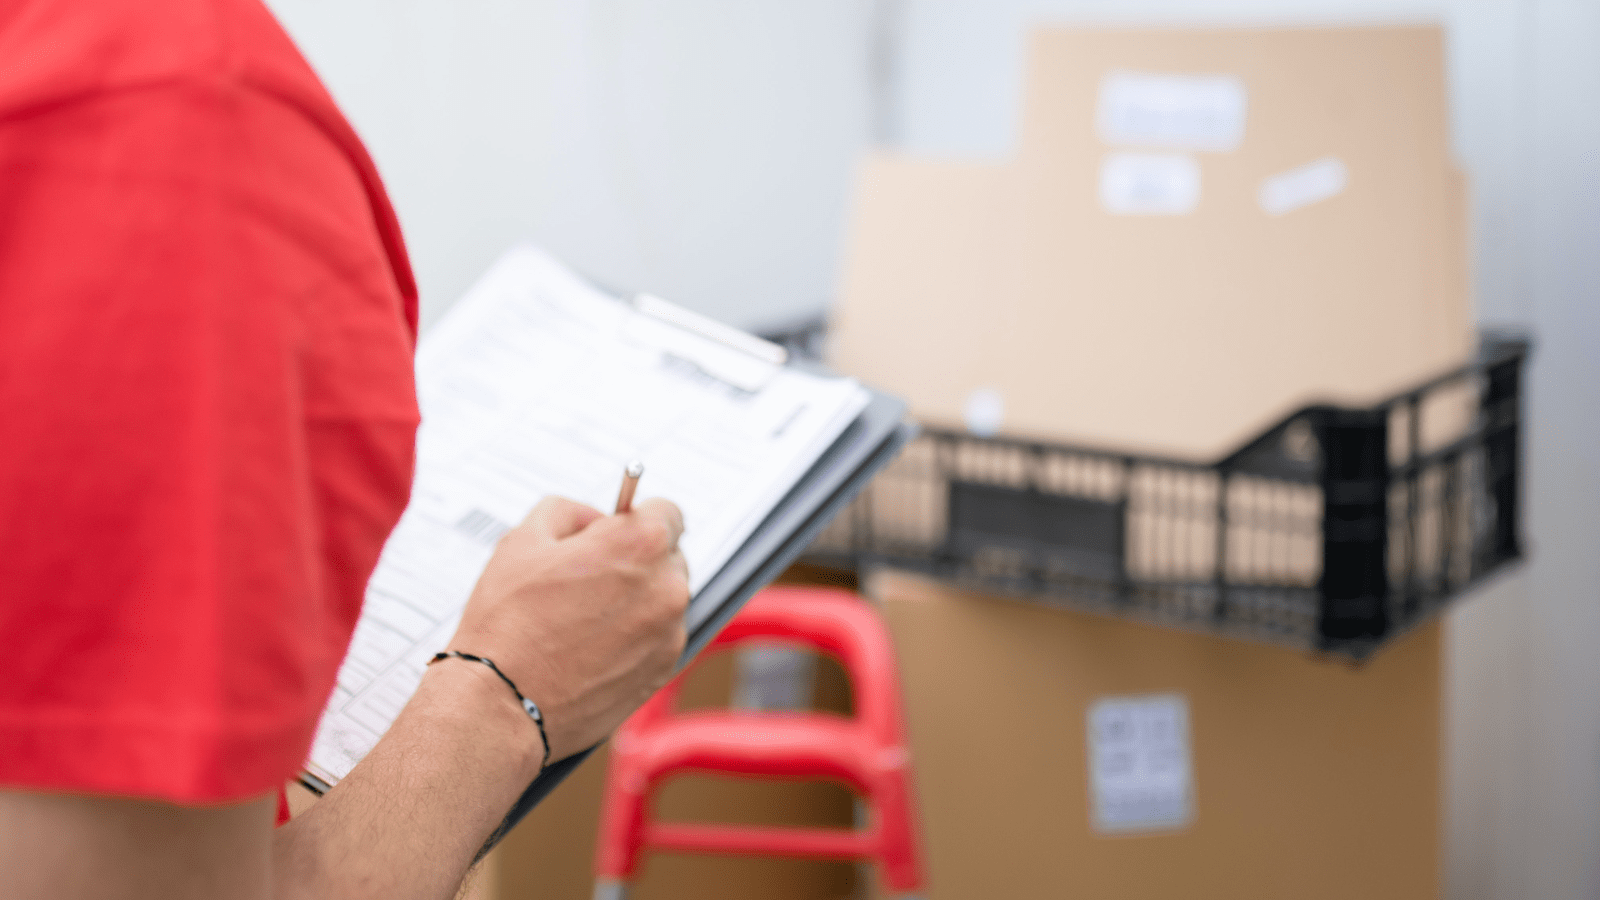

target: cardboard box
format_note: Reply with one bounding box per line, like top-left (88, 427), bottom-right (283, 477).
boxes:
top-left (831, 26), bottom-right (1475, 461)
top-left (869, 568), bottom-right (1440, 899)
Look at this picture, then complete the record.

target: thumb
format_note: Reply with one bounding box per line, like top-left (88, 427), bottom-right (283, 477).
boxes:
top-left (520, 495), bottom-right (604, 544)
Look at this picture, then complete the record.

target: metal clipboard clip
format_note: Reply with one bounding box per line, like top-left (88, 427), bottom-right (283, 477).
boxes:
top-left (623, 293), bottom-right (789, 395)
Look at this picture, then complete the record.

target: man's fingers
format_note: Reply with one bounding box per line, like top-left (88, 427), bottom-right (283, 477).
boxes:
top-left (520, 496), bottom-right (605, 544)
top-left (597, 497), bottom-right (685, 562)
top-left (631, 498), bottom-right (685, 553)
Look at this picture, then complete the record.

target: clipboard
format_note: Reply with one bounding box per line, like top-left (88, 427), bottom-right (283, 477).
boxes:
top-left (296, 247), bottom-right (913, 849)
top-left (482, 388), bottom-right (913, 849)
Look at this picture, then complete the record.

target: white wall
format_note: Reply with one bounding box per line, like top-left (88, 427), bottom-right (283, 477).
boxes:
top-left (265, 0), bottom-right (880, 334)
top-left (267, 2), bottom-right (1597, 896)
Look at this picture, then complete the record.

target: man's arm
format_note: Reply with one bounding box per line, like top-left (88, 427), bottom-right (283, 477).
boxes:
top-left (0, 496), bottom-right (690, 900)
top-left (272, 660), bottom-right (545, 898)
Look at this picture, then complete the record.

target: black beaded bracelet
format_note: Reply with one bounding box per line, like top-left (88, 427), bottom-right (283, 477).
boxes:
top-left (428, 650), bottom-right (551, 772)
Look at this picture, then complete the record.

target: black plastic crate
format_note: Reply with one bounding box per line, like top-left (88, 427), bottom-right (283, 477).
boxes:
top-left (805, 333), bottom-right (1529, 659)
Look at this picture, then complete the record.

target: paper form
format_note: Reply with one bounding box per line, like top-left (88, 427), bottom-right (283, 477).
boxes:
top-left (306, 246), bottom-right (869, 786)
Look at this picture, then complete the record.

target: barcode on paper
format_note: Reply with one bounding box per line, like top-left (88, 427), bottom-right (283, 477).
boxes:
top-left (454, 509), bottom-right (511, 545)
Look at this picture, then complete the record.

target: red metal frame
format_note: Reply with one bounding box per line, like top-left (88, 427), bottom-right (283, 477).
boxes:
top-left (594, 585), bottom-right (925, 892)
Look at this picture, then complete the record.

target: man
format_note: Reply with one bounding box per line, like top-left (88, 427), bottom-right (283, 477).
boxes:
top-left (0, 0), bottom-right (691, 897)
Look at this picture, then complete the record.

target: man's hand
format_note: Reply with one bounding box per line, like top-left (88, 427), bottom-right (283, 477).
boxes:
top-left (446, 495), bottom-right (691, 762)
top-left (273, 495), bottom-right (690, 899)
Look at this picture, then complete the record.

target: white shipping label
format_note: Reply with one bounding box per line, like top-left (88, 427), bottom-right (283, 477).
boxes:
top-left (732, 644), bottom-right (817, 711)
top-left (1087, 694), bottom-right (1194, 833)
top-left (1097, 71), bottom-right (1248, 151)
top-left (1259, 157), bottom-right (1349, 216)
top-left (963, 388), bottom-right (1005, 437)
top-left (1099, 153), bottom-right (1201, 216)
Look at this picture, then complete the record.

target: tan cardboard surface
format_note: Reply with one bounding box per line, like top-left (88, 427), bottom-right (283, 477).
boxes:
top-left (831, 26), bottom-right (1475, 461)
top-left (869, 569), bottom-right (1440, 900)
top-left (829, 158), bottom-right (1027, 434)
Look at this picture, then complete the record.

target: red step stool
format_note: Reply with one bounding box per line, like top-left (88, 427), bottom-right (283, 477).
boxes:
top-left (593, 585), bottom-right (926, 899)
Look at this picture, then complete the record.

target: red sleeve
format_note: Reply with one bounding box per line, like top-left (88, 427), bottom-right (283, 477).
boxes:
top-left (0, 69), bottom-right (418, 803)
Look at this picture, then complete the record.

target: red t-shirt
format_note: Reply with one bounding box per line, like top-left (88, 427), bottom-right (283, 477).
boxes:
top-left (0, 0), bottom-right (420, 804)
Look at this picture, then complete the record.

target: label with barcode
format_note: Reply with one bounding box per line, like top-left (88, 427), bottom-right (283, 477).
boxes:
top-left (1086, 693), bottom-right (1194, 833)
top-left (454, 509), bottom-right (511, 545)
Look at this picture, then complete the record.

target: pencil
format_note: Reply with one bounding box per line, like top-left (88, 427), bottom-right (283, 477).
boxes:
top-left (614, 460), bottom-right (645, 514)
